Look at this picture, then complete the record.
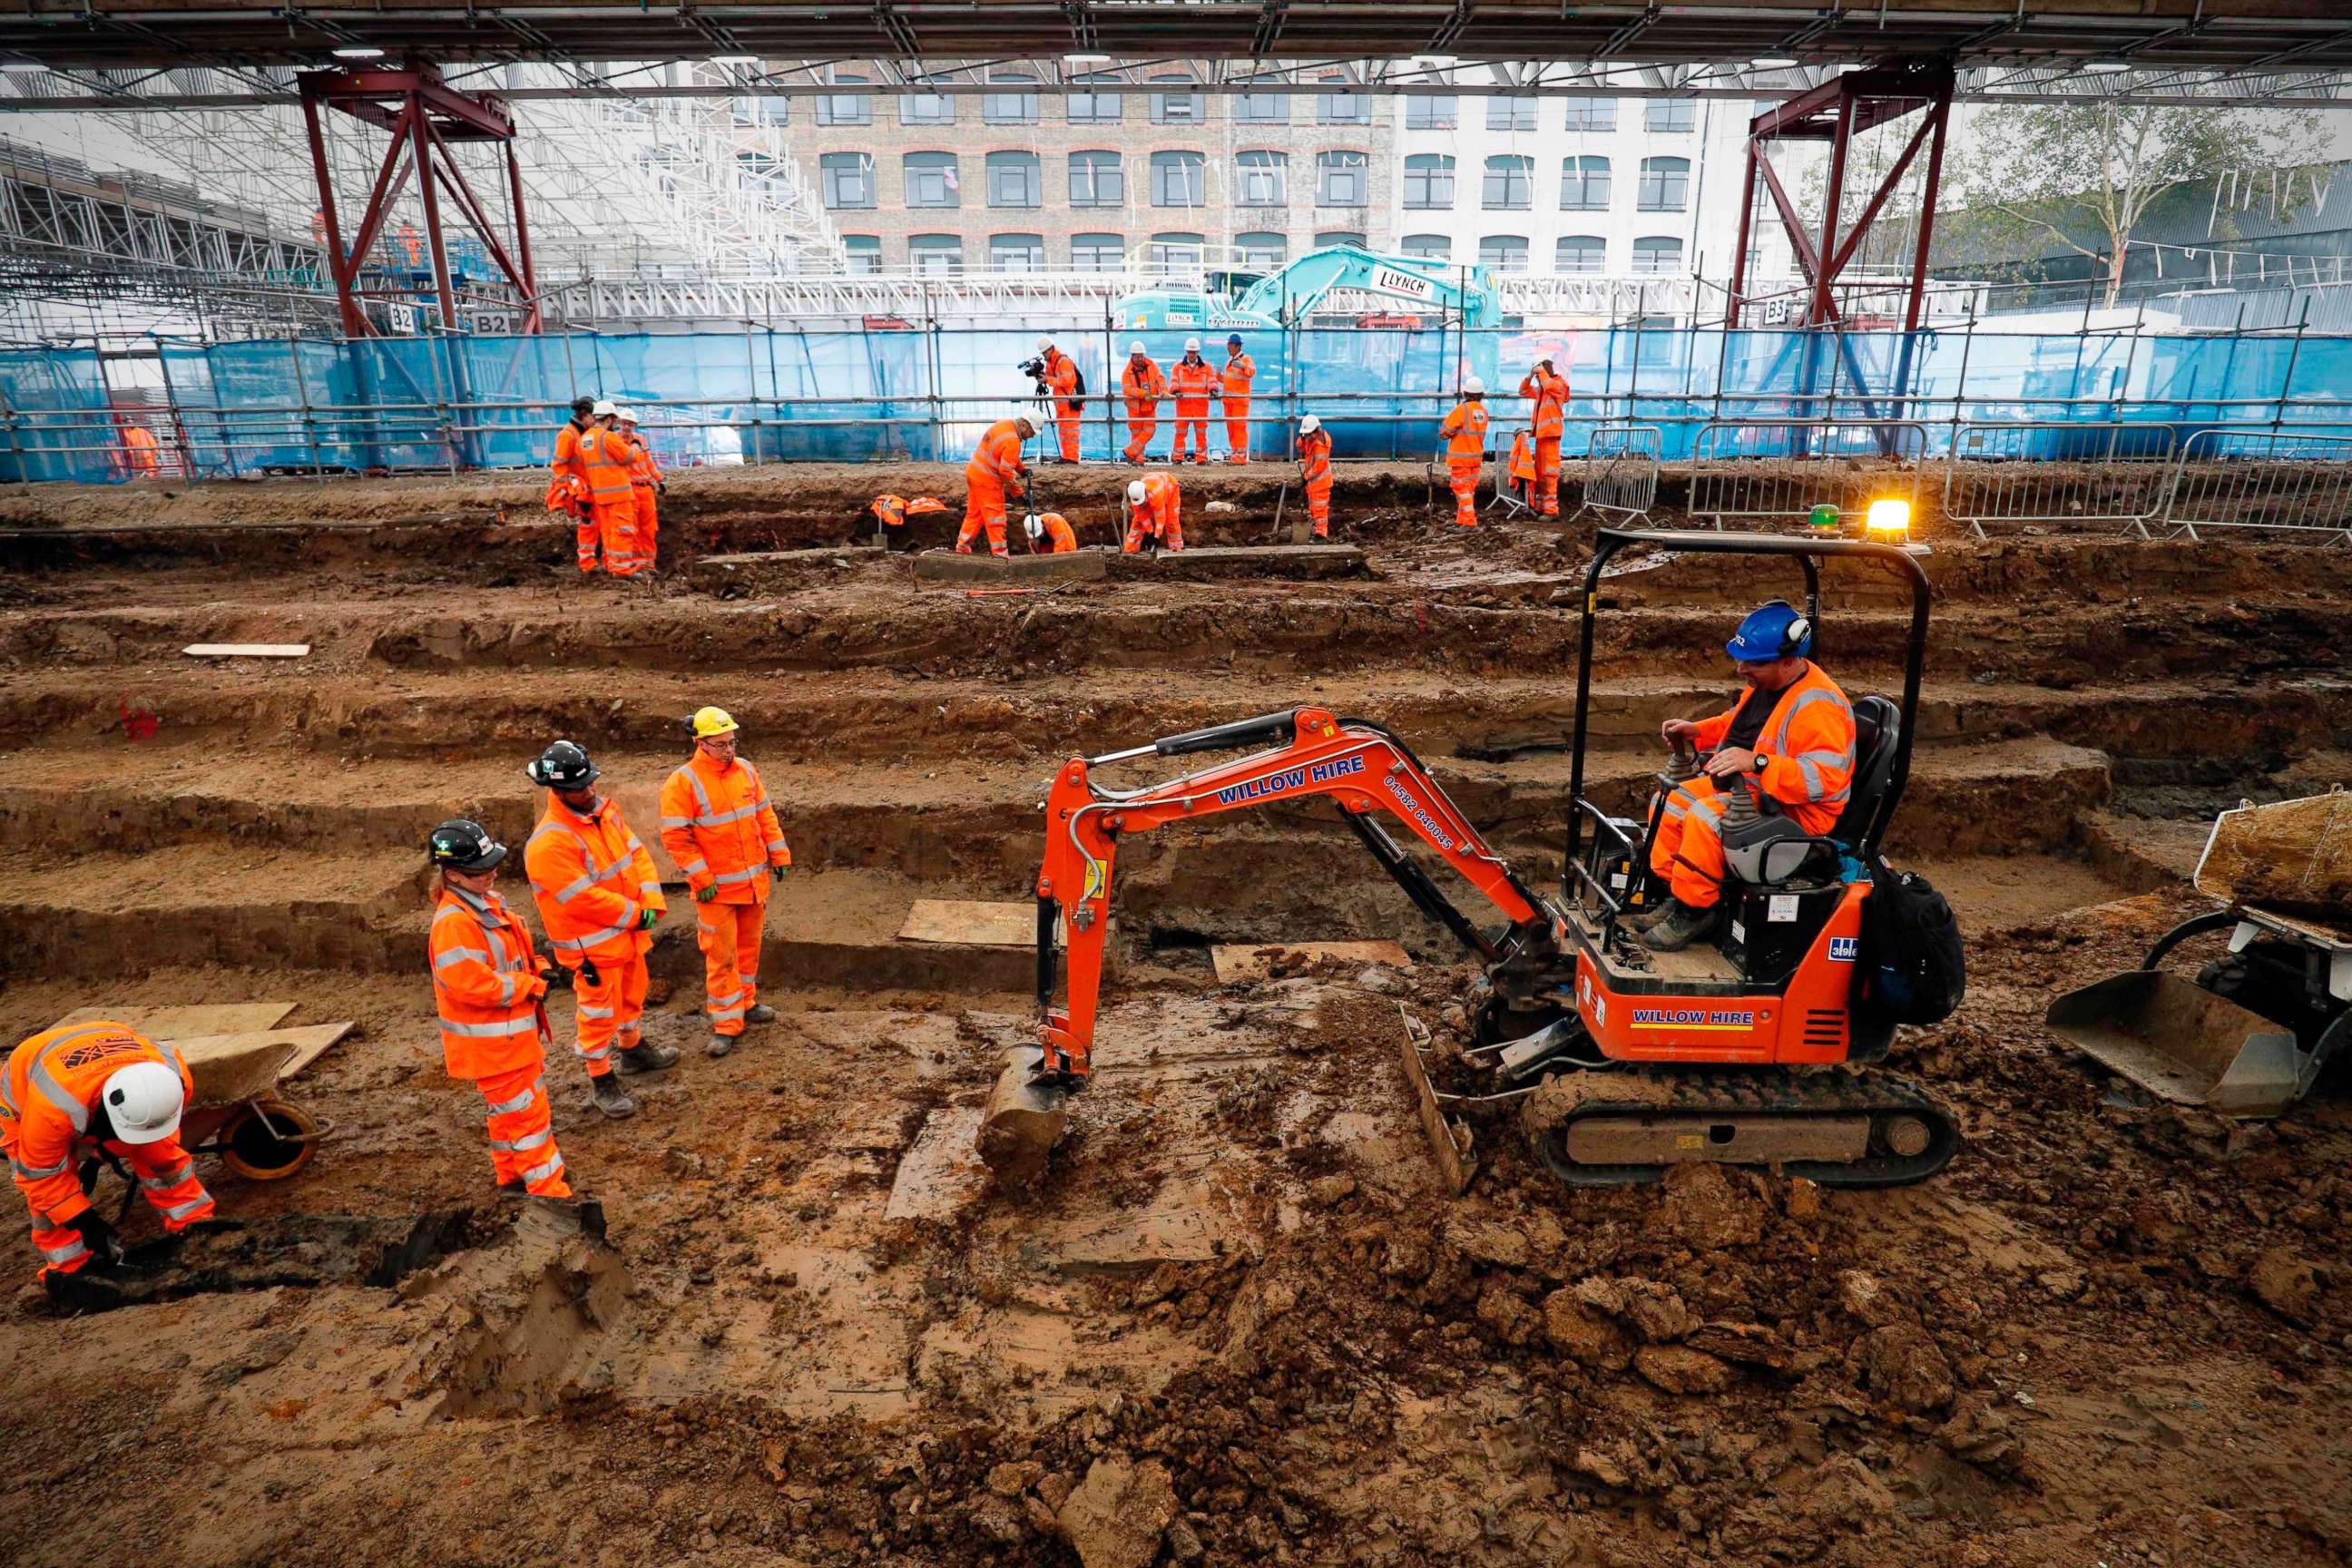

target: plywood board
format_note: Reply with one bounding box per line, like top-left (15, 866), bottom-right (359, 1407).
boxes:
top-left (884, 1106), bottom-right (994, 1223)
top-left (898, 899), bottom-right (1045, 948)
top-left (53, 1002), bottom-right (298, 1038)
top-left (171, 1023), bottom-right (355, 1083)
top-left (1210, 940), bottom-right (1413, 985)
top-left (182, 643), bottom-right (310, 658)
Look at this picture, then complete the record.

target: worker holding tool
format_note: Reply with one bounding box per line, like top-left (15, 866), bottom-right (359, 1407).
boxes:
top-left (580, 400), bottom-right (643, 578)
top-left (616, 407), bottom-right (663, 577)
top-left (1123, 473), bottom-right (1184, 554)
top-left (959, 410), bottom-right (1036, 557)
top-left (1220, 333), bottom-right (1256, 463)
top-left (1022, 510), bottom-right (1080, 553)
top-left (427, 818), bottom-right (571, 1199)
top-left (1120, 341), bottom-right (1165, 464)
top-left (660, 707), bottom-right (792, 1056)
top-left (1169, 338), bottom-right (1217, 464)
top-left (524, 740), bottom-right (678, 1120)
top-left (1635, 602), bottom-right (1857, 953)
top-left (1296, 415), bottom-right (1335, 539)
top-left (1517, 356), bottom-right (1570, 517)
top-left (2, 1020), bottom-right (215, 1289)
top-left (1034, 336), bottom-right (1084, 463)
top-left (1437, 377), bottom-right (1490, 527)
top-left (548, 395), bottom-right (598, 570)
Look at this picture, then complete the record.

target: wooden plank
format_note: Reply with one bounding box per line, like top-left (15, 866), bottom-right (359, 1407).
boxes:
top-left (898, 899), bottom-right (1045, 948)
top-left (53, 1002), bottom-right (298, 1038)
top-left (1396, 1009), bottom-right (1475, 1197)
top-left (884, 1106), bottom-right (995, 1222)
top-left (181, 643), bottom-right (311, 658)
top-left (1210, 940), bottom-right (1414, 985)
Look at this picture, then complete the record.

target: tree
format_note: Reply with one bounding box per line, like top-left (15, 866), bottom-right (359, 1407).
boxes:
top-left (1944, 103), bottom-right (2329, 306)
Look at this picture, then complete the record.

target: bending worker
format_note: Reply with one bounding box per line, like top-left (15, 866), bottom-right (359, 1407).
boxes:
top-left (1023, 510), bottom-right (1079, 554)
top-left (550, 395), bottom-right (598, 569)
top-left (1120, 342), bottom-right (1165, 464)
top-left (1517, 356), bottom-right (1570, 517)
top-left (1296, 415), bottom-right (1334, 539)
top-left (1220, 334), bottom-right (1255, 463)
top-left (617, 407), bottom-right (663, 577)
top-left (1123, 473), bottom-right (1183, 554)
top-left (660, 708), bottom-right (792, 1056)
top-left (3, 1020), bottom-right (215, 1287)
top-left (1437, 377), bottom-right (1490, 528)
top-left (1169, 338), bottom-right (1216, 464)
top-left (427, 819), bottom-right (570, 1199)
top-left (959, 410), bottom-right (1035, 557)
top-left (1636, 602), bottom-right (1857, 954)
top-left (524, 740), bottom-right (679, 1121)
top-left (1035, 336), bottom-right (1083, 463)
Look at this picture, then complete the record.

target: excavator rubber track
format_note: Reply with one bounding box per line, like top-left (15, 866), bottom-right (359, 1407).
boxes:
top-left (1519, 1066), bottom-right (1961, 1190)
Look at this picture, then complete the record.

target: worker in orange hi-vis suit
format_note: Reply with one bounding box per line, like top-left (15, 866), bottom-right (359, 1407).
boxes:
top-left (1296, 415), bottom-right (1335, 539)
top-left (661, 707), bottom-right (792, 1056)
top-left (1504, 428), bottom-right (1537, 511)
top-left (1120, 342), bottom-right (1165, 464)
top-left (615, 407), bottom-right (663, 577)
top-left (523, 740), bottom-right (680, 1122)
top-left (1, 1020), bottom-right (215, 1290)
top-left (1021, 511), bottom-right (1080, 554)
top-left (550, 396), bottom-right (600, 570)
top-left (1122, 473), bottom-right (1184, 554)
top-left (959, 412), bottom-right (1035, 557)
top-left (1517, 356), bottom-right (1571, 517)
top-left (579, 402), bottom-right (642, 578)
top-left (1220, 333), bottom-right (1256, 463)
top-left (117, 421), bottom-right (161, 480)
top-left (1035, 335), bottom-right (1084, 463)
top-left (871, 494), bottom-right (948, 533)
top-left (1437, 377), bottom-right (1491, 528)
top-left (1169, 338), bottom-right (1217, 464)
top-left (426, 818), bottom-right (571, 1200)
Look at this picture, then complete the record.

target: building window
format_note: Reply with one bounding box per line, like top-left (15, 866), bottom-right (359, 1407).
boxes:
top-left (986, 151), bottom-right (1042, 208)
top-left (904, 152), bottom-right (960, 208)
top-left (1234, 92), bottom-right (1289, 123)
top-left (1151, 83), bottom-right (1204, 124)
top-left (1403, 153), bottom-right (1455, 211)
top-left (1482, 154), bottom-right (1532, 210)
top-left (1555, 235), bottom-right (1606, 274)
top-left (841, 234), bottom-right (881, 275)
top-left (1071, 232), bottom-right (1125, 271)
top-left (1318, 150), bottom-right (1368, 207)
top-left (1151, 230), bottom-right (1204, 270)
top-left (1236, 230), bottom-right (1288, 269)
top-left (1632, 235), bottom-right (1684, 273)
top-left (1318, 91), bottom-right (1370, 124)
top-left (818, 152), bottom-right (874, 210)
top-left (1152, 151), bottom-right (1206, 207)
top-left (991, 232), bottom-right (1046, 272)
top-left (1400, 232), bottom-right (1451, 261)
top-left (984, 80), bottom-right (1040, 124)
top-left (1563, 98), bottom-right (1617, 132)
top-left (1406, 95), bottom-right (1456, 130)
top-left (1316, 230), bottom-right (1367, 250)
top-left (908, 233), bottom-right (963, 275)
top-left (1561, 154), bottom-right (1611, 211)
top-left (1236, 150), bottom-right (1288, 207)
top-left (1068, 150), bottom-right (1124, 207)
top-left (1485, 96), bottom-right (1537, 132)
top-left (1478, 234), bottom-right (1529, 273)
top-left (1067, 88), bottom-right (1123, 123)
top-left (900, 94), bottom-right (954, 126)
top-left (1637, 156), bottom-right (1690, 211)
top-left (1645, 98), bottom-right (1697, 133)
top-left (816, 82), bottom-right (870, 126)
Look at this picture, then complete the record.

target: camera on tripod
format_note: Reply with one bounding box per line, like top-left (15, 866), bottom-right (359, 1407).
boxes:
top-left (1017, 356), bottom-right (1048, 383)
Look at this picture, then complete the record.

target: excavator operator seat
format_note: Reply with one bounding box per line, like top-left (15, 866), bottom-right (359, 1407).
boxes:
top-left (1720, 694), bottom-right (1899, 890)
top-left (1829, 695), bottom-right (1900, 847)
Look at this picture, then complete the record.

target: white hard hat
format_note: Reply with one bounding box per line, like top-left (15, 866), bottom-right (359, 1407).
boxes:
top-left (613, 406), bottom-right (638, 424)
top-left (1298, 415), bottom-right (1322, 436)
top-left (1184, 337), bottom-right (1200, 351)
top-left (1130, 340), bottom-right (1147, 355)
top-left (1024, 514), bottom-right (1044, 540)
top-left (1036, 335), bottom-right (1054, 351)
top-left (591, 398), bottom-right (618, 417)
top-left (1126, 479), bottom-right (1147, 505)
top-left (1462, 376), bottom-right (1485, 397)
top-left (102, 1060), bottom-right (186, 1146)
top-left (1012, 407), bottom-right (1037, 426)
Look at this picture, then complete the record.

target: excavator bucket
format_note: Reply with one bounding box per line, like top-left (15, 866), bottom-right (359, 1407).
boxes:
top-left (2043, 970), bottom-right (2312, 1117)
top-left (977, 1045), bottom-right (1068, 1189)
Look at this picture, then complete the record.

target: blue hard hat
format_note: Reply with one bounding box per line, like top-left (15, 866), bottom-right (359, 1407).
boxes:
top-left (1726, 600), bottom-right (1811, 662)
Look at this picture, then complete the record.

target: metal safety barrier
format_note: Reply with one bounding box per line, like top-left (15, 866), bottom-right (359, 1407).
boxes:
top-left (1681, 419), bottom-right (1927, 531)
top-left (1942, 421), bottom-right (2180, 539)
top-left (1572, 422), bottom-right (1663, 526)
top-left (2153, 427), bottom-right (2352, 547)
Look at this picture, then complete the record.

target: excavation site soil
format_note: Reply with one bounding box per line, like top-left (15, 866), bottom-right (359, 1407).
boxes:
top-left (2, 459), bottom-right (2348, 1568)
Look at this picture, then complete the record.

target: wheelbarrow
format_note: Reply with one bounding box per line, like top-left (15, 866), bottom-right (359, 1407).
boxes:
top-left (174, 1033), bottom-right (334, 1181)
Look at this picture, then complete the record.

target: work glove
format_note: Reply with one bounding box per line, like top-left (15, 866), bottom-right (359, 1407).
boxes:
top-left (770, 863), bottom-right (789, 885)
top-left (638, 907), bottom-right (660, 930)
top-left (696, 884), bottom-right (719, 904)
top-left (71, 1209), bottom-right (122, 1269)
top-left (580, 956), bottom-right (602, 987)
top-left (657, 481), bottom-right (667, 495)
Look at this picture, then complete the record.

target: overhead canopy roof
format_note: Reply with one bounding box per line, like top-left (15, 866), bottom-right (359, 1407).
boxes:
top-left (0, 2), bottom-right (2344, 75)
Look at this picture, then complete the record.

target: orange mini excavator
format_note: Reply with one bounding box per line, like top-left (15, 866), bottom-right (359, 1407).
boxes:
top-left (987, 529), bottom-right (1962, 1190)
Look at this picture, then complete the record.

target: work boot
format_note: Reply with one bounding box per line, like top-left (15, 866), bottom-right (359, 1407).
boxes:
top-left (709, 1031), bottom-right (738, 1059)
top-left (495, 1177), bottom-right (525, 1199)
top-left (745, 1003), bottom-right (777, 1025)
top-left (613, 1040), bottom-right (681, 1073)
top-left (1643, 898), bottom-right (1722, 954)
top-left (1622, 897), bottom-right (1673, 933)
top-left (590, 1073), bottom-right (637, 1119)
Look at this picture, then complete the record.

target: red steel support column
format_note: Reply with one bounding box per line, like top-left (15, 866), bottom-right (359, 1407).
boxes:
top-left (505, 142), bottom-right (541, 333)
top-left (1904, 85), bottom-right (1954, 334)
top-left (1727, 142), bottom-right (1759, 329)
top-left (300, 93), bottom-right (368, 338)
top-left (407, 94), bottom-right (458, 331)
top-left (1809, 88), bottom-right (1855, 328)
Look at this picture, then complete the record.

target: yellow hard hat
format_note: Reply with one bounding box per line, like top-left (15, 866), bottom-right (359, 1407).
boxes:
top-left (691, 705), bottom-right (740, 739)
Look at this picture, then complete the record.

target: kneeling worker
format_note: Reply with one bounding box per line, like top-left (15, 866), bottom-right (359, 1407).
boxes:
top-left (1639, 602), bottom-right (1857, 953)
top-left (524, 740), bottom-right (678, 1119)
top-left (1123, 473), bottom-right (1183, 554)
top-left (1022, 511), bottom-right (1078, 554)
top-left (3, 1021), bottom-right (215, 1283)
top-left (660, 707), bottom-right (792, 1055)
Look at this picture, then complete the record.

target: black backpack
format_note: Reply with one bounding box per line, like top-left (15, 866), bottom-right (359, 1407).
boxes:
top-left (1856, 857), bottom-right (1965, 1025)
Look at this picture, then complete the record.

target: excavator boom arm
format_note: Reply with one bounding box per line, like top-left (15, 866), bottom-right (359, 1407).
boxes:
top-left (1232, 244), bottom-right (1500, 327)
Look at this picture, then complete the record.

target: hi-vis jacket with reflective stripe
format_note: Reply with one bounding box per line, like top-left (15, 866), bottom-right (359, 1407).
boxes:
top-left (2, 1022), bottom-right (199, 1231)
top-left (660, 750), bottom-right (792, 906)
top-left (1692, 660), bottom-right (1859, 836)
top-left (965, 419), bottom-right (1030, 494)
top-left (525, 794), bottom-right (666, 967)
top-left (580, 425), bottom-right (636, 504)
top-left (429, 886), bottom-right (550, 1079)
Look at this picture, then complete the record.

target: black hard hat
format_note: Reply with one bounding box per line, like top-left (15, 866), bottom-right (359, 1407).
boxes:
top-left (571, 396), bottom-right (595, 416)
top-left (428, 818), bottom-right (507, 873)
top-left (525, 739), bottom-right (601, 790)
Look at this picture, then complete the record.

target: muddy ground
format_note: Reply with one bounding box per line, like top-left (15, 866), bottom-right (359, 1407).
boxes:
top-left (0, 462), bottom-right (2347, 1568)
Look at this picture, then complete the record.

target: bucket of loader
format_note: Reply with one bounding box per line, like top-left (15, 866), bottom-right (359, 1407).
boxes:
top-left (2043, 969), bottom-right (2312, 1118)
